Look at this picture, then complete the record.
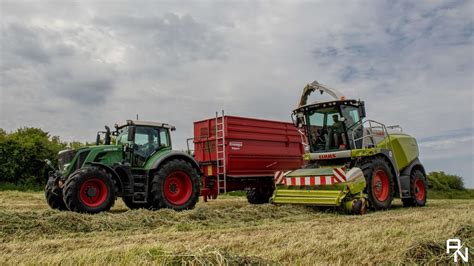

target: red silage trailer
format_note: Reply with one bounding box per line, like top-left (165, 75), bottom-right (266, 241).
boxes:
top-left (191, 112), bottom-right (304, 203)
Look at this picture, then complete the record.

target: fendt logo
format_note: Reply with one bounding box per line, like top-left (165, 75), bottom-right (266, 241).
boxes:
top-left (318, 154), bottom-right (336, 159)
top-left (446, 239), bottom-right (469, 262)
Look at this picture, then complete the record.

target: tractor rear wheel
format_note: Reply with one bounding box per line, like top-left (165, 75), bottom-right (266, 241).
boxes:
top-left (402, 170), bottom-right (427, 207)
top-left (122, 196), bottom-right (153, 210)
top-left (361, 157), bottom-right (395, 210)
top-left (151, 159), bottom-right (200, 211)
top-left (63, 167), bottom-right (116, 213)
top-left (45, 183), bottom-right (68, 211)
top-left (247, 187), bottom-right (273, 204)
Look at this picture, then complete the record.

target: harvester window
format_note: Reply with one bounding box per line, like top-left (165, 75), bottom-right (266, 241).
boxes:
top-left (307, 107), bottom-right (348, 152)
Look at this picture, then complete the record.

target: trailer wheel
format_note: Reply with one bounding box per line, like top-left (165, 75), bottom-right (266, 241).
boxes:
top-left (45, 184), bottom-right (67, 211)
top-left (361, 157), bottom-right (394, 210)
top-left (246, 188), bottom-right (273, 204)
top-left (63, 167), bottom-right (116, 213)
top-left (122, 196), bottom-right (153, 210)
top-left (402, 170), bottom-right (427, 207)
top-left (151, 159), bottom-right (200, 211)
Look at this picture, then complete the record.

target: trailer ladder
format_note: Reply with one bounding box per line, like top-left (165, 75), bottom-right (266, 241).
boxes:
top-left (215, 110), bottom-right (227, 193)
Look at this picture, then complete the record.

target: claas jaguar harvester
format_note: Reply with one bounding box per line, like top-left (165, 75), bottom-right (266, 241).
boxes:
top-left (272, 81), bottom-right (427, 214)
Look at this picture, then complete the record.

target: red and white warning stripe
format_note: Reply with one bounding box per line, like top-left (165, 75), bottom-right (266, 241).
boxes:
top-left (332, 167), bottom-right (347, 183)
top-left (274, 171), bottom-right (291, 185)
top-left (274, 168), bottom-right (347, 186)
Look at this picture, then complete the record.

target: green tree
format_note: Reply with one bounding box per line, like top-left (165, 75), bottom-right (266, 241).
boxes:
top-left (0, 127), bottom-right (67, 187)
top-left (427, 171), bottom-right (465, 191)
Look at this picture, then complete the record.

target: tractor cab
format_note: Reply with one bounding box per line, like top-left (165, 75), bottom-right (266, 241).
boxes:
top-left (114, 120), bottom-right (175, 166)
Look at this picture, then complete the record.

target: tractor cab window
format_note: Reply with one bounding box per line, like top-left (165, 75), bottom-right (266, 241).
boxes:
top-left (135, 127), bottom-right (159, 159)
top-left (159, 128), bottom-right (170, 147)
top-left (307, 106), bottom-right (348, 152)
top-left (116, 128), bottom-right (128, 145)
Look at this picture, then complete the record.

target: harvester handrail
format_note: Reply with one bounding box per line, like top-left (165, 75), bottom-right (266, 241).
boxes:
top-left (350, 119), bottom-right (400, 177)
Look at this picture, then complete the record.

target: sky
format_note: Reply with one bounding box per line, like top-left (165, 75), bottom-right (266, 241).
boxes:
top-left (1, 0), bottom-right (473, 187)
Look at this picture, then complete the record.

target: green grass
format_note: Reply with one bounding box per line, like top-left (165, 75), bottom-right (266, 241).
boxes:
top-left (0, 191), bottom-right (472, 264)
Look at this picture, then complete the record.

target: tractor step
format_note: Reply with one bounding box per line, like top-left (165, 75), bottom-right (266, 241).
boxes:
top-left (132, 174), bottom-right (149, 203)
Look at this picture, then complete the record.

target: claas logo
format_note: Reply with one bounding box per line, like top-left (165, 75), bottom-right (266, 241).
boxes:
top-left (319, 154), bottom-right (337, 159)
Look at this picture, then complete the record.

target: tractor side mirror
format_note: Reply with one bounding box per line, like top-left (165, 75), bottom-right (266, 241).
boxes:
top-left (170, 126), bottom-right (176, 131)
top-left (127, 126), bottom-right (136, 142)
top-left (96, 132), bottom-right (100, 145)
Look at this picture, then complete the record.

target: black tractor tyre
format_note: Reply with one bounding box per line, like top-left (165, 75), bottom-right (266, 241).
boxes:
top-left (151, 159), bottom-right (200, 211)
top-left (122, 196), bottom-right (153, 210)
top-left (45, 184), bottom-right (68, 211)
top-left (402, 170), bottom-right (427, 207)
top-left (360, 156), bottom-right (395, 210)
top-left (63, 166), bottom-right (116, 214)
top-left (246, 188), bottom-right (273, 204)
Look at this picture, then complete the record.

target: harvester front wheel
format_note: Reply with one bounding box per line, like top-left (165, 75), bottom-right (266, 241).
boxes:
top-left (361, 157), bottom-right (394, 210)
top-left (247, 187), bottom-right (273, 204)
top-left (151, 159), bottom-right (200, 211)
top-left (402, 170), bottom-right (427, 207)
top-left (45, 183), bottom-right (68, 211)
top-left (63, 167), bottom-right (116, 213)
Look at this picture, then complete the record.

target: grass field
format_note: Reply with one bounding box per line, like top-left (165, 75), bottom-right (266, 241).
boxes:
top-left (0, 191), bottom-right (472, 264)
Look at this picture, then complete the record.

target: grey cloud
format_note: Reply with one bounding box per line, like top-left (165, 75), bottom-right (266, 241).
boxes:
top-left (95, 13), bottom-right (228, 66)
top-left (0, 1), bottom-right (472, 186)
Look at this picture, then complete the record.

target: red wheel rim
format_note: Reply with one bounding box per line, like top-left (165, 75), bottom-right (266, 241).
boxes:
top-left (372, 169), bottom-right (389, 202)
top-left (79, 178), bottom-right (108, 207)
top-left (163, 171), bottom-right (192, 206)
top-left (414, 179), bottom-right (426, 201)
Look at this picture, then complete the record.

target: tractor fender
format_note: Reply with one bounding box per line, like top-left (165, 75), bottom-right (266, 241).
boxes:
top-left (150, 151), bottom-right (202, 175)
top-left (88, 162), bottom-right (125, 195)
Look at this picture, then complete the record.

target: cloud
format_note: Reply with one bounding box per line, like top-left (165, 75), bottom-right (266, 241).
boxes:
top-left (0, 0), bottom-right (473, 186)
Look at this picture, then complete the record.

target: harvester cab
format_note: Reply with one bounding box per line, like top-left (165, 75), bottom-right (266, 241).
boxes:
top-left (273, 81), bottom-right (428, 214)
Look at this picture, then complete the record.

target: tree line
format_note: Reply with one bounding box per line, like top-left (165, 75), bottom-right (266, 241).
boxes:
top-left (0, 127), bottom-right (89, 189)
top-left (0, 127), bottom-right (468, 191)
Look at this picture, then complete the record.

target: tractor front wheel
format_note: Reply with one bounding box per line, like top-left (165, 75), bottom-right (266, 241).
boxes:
top-left (63, 167), bottom-right (116, 213)
top-left (402, 170), bottom-right (427, 207)
top-left (151, 159), bottom-right (200, 211)
top-left (361, 157), bottom-right (395, 210)
top-left (45, 183), bottom-right (68, 211)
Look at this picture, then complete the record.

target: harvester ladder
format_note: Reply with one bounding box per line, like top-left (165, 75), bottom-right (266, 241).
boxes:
top-left (215, 110), bottom-right (227, 193)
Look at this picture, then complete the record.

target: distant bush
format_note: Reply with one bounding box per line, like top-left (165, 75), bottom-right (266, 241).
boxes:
top-left (427, 171), bottom-right (465, 191)
top-left (0, 127), bottom-right (87, 188)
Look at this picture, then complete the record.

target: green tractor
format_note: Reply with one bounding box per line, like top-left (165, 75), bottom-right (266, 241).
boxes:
top-left (272, 81), bottom-right (427, 214)
top-left (45, 120), bottom-right (201, 213)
